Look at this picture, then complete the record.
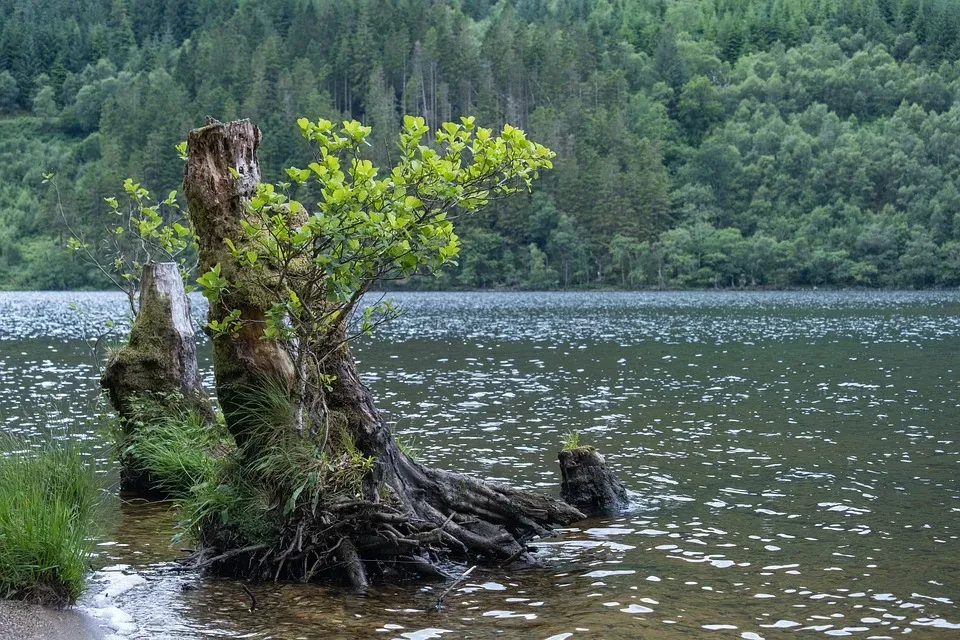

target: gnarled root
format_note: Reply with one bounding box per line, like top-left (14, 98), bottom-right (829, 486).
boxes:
top-left (186, 454), bottom-right (584, 590)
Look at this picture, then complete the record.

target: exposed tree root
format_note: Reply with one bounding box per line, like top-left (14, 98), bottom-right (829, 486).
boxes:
top-left (181, 118), bottom-right (586, 589)
top-left (180, 344), bottom-right (586, 589)
top-left (185, 452), bottom-right (584, 590)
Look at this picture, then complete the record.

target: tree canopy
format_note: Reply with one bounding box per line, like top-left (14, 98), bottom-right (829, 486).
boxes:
top-left (3, 0), bottom-right (960, 289)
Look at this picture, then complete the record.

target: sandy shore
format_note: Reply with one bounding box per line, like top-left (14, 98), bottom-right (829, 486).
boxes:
top-left (0, 601), bottom-right (104, 640)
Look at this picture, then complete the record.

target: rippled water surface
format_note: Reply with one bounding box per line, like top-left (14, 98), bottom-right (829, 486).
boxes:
top-left (1, 291), bottom-right (958, 639)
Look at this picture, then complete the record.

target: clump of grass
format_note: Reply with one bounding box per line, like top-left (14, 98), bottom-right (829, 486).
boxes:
top-left (115, 394), bottom-right (232, 497)
top-left (177, 379), bottom-right (375, 554)
top-left (0, 438), bottom-right (107, 606)
top-left (561, 430), bottom-right (583, 451)
top-left (123, 412), bottom-right (227, 496)
top-left (396, 433), bottom-right (421, 459)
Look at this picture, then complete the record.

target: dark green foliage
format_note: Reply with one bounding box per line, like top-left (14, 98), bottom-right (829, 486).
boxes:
top-left (4, 0), bottom-right (960, 289)
top-left (0, 436), bottom-right (107, 605)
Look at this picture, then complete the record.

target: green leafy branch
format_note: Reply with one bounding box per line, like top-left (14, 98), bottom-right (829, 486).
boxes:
top-left (47, 142), bottom-right (196, 317)
top-left (195, 115), bottom-right (553, 434)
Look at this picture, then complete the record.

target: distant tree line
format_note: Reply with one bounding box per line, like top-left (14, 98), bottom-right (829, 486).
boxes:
top-left (2, 0), bottom-right (960, 289)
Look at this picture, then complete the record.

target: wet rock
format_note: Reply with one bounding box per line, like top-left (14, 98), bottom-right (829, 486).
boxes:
top-left (558, 447), bottom-right (628, 516)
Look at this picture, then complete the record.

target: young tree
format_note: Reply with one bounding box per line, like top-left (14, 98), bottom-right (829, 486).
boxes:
top-left (525, 243), bottom-right (559, 290)
top-left (609, 234), bottom-right (643, 287)
top-left (184, 117), bottom-right (581, 587)
top-left (52, 176), bottom-right (193, 316)
top-left (32, 85), bottom-right (58, 119)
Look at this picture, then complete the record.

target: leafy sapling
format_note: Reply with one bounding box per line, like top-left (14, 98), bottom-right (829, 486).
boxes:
top-left (197, 115), bottom-right (555, 433)
top-left (47, 159), bottom-right (196, 317)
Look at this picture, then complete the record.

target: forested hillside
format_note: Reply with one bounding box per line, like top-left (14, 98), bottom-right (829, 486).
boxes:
top-left (2, 0), bottom-right (960, 289)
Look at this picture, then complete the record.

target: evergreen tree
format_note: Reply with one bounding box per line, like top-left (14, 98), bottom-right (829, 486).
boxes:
top-left (1, 0), bottom-right (959, 290)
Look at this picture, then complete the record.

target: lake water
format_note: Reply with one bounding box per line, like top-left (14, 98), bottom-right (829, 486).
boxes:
top-left (0, 291), bottom-right (958, 639)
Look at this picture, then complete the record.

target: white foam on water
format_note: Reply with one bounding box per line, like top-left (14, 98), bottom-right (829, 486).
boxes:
top-left (79, 566), bottom-right (147, 638)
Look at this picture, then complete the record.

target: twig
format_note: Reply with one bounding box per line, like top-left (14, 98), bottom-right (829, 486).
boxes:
top-left (195, 544), bottom-right (267, 569)
top-left (241, 584), bottom-right (257, 612)
top-left (500, 544), bottom-right (529, 568)
top-left (430, 565), bottom-right (475, 612)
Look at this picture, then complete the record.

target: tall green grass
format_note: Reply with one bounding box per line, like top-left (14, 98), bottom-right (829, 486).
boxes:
top-left (0, 438), bottom-right (106, 605)
top-left (177, 378), bottom-right (374, 551)
top-left (561, 430), bottom-right (582, 451)
top-left (118, 406), bottom-right (228, 497)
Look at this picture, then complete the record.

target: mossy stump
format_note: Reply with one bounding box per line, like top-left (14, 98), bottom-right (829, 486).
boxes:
top-left (101, 261), bottom-right (213, 493)
top-left (558, 447), bottom-right (628, 516)
top-left (182, 118), bottom-right (586, 590)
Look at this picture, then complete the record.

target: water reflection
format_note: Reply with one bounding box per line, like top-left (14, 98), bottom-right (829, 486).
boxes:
top-left (0, 291), bottom-right (958, 638)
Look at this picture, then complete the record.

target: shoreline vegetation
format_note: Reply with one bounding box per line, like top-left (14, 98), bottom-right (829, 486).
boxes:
top-left (0, 112), bottom-right (594, 609)
top-left (0, 436), bottom-right (107, 607)
top-left (40, 113), bottom-right (598, 596)
top-left (113, 396), bottom-right (231, 500)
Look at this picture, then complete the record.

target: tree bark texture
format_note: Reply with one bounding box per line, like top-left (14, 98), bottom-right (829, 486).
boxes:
top-left (183, 118), bottom-right (583, 588)
top-left (558, 447), bottom-right (629, 516)
top-left (101, 261), bottom-right (212, 422)
top-left (183, 118), bottom-right (296, 449)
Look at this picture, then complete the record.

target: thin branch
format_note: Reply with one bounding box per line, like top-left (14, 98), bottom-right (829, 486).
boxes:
top-left (430, 565), bottom-right (476, 612)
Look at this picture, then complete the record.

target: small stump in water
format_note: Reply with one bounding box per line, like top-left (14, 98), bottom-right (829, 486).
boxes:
top-left (558, 447), bottom-right (628, 516)
top-left (101, 261), bottom-right (214, 495)
top-left (101, 261), bottom-right (212, 421)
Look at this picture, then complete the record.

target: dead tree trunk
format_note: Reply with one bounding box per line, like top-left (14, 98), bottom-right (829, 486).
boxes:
top-left (184, 118), bottom-right (583, 588)
top-left (101, 261), bottom-right (214, 493)
top-left (101, 261), bottom-right (212, 422)
top-left (182, 119), bottom-right (295, 450)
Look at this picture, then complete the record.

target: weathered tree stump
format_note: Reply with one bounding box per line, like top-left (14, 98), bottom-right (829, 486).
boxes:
top-left (558, 447), bottom-right (628, 516)
top-left (101, 261), bottom-right (213, 423)
top-left (101, 261), bottom-right (213, 494)
top-left (182, 119), bottom-right (584, 588)
top-left (182, 119), bottom-right (296, 450)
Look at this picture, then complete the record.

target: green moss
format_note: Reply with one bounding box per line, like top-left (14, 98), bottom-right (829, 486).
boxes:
top-left (123, 295), bottom-right (176, 383)
top-left (326, 410), bottom-right (351, 450)
top-left (106, 344), bottom-right (169, 395)
top-left (236, 277), bottom-right (277, 310)
top-left (102, 295), bottom-right (190, 420)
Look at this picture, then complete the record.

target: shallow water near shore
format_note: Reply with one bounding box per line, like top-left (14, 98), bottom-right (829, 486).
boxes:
top-left (1, 290), bottom-right (958, 639)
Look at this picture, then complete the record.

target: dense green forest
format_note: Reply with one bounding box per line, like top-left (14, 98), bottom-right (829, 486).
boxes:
top-left (2, 0), bottom-right (960, 289)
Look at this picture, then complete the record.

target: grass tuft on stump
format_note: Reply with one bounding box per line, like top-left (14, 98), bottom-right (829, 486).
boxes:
top-left (112, 393), bottom-right (232, 498)
top-left (174, 381), bottom-right (382, 581)
top-left (560, 430), bottom-right (582, 451)
top-left (0, 437), bottom-right (107, 606)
